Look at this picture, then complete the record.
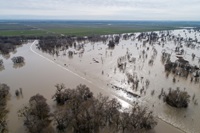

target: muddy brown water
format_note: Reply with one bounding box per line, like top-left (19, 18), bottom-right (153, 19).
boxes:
top-left (1, 43), bottom-right (116, 133)
top-left (0, 29), bottom-right (200, 133)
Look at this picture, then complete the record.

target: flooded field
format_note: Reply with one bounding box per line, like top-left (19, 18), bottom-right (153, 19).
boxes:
top-left (0, 43), bottom-right (118, 133)
top-left (35, 29), bottom-right (200, 133)
top-left (1, 28), bottom-right (200, 133)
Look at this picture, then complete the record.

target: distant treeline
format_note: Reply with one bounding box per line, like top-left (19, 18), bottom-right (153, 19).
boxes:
top-left (0, 35), bottom-right (107, 55)
top-left (1, 26), bottom-right (199, 55)
top-left (0, 36), bottom-right (25, 54)
top-left (0, 36), bottom-right (53, 55)
top-left (37, 35), bottom-right (108, 53)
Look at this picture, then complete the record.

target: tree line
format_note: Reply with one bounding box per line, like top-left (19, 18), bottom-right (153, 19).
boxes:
top-left (0, 83), bottom-right (10, 133)
top-left (18, 84), bottom-right (157, 133)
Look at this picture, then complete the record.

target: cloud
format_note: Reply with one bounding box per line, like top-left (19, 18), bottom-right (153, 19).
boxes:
top-left (0, 0), bottom-right (199, 20)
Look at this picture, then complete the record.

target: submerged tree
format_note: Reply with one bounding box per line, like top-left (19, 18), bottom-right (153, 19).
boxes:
top-left (0, 83), bottom-right (10, 133)
top-left (0, 36), bottom-right (23, 55)
top-left (11, 56), bottom-right (25, 64)
top-left (52, 109), bottom-right (72, 132)
top-left (108, 40), bottom-right (115, 49)
top-left (68, 51), bottom-right (73, 58)
top-left (52, 83), bottom-right (66, 105)
top-left (164, 88), bottom-right (190, 108)
top-left (0, 59), bottom-right (3, 66)
top-left (52, 84), bottom-right (157, 133)
top-left (18, 94), bottom-right (51, 133)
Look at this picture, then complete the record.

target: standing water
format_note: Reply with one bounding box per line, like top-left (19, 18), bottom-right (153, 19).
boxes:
top-left (0, 29), bottom-right (200, 133)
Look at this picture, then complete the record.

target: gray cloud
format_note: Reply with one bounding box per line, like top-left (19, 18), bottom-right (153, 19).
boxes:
top-left (0, 0), bottom-right (199, 20)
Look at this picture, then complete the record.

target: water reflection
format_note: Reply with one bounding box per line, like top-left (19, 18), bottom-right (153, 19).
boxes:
top-left (2, 54), bottom-right (10, 59)
top-left (12, 49), bottom-right (17, 55)
top-left (1, 28), bottom-right (200, 133)
top-left (15, 88), bottom-right (24, 99)
top-left (13, 62), bottom-right (25, 69)
top-left (0, 65), bottom-right (4, 71)
top-left (34, 29), bottom-right (200, 133)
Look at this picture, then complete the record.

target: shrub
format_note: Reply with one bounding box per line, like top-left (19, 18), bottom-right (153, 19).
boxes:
top-left (52, 84), bottom-right (157, 133)
top-left (18, 94), bottom-right (51, 133)
top-left (164, 88), bottom-right (190, 108)
top-left (11, 56), bottom-right (25, 64)
top-left (108, 40), bottom-right (115, 49)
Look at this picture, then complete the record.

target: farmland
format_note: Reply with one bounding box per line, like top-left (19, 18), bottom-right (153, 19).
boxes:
top-left (0, 20), bottom-right (199, 36)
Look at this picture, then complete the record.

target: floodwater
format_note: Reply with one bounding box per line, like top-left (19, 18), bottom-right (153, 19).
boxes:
top-left (0, 29), bottom-right (200, 133)
top-left (0, 42), bottom-right (116, 133)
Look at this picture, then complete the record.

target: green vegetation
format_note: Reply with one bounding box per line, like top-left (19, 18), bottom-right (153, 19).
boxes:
top-left (0, 23), bottom-right (51, 36)
top-left (0, 23), bottom-right (35, 31)
top-left (1, 20), bottom-right (199, 37)
top-left (47, 26), bottom-right (175, 36)
top-left (0, 30), bottom-right (52, 37)
top-left (0, 26), bottom-right (172, 37)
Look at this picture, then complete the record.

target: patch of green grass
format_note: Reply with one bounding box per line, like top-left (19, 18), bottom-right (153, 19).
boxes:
top-left (0, 23), bottom-right (35, 30)
top-left (0, 30), bottom-right (54, 36)
top-left (47, 26), bottom-right (178, 36)
top-left (0, 21), bottom-right (197, 37)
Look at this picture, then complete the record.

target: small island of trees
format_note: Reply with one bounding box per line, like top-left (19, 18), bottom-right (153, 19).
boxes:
top-left (11, 56), bottom-right (25, 64)
top-left (164, 88), bottom-right (190, 108)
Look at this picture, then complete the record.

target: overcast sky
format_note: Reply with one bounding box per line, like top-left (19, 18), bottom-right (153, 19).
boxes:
top-left (0, 0), bottom-right (199, 20)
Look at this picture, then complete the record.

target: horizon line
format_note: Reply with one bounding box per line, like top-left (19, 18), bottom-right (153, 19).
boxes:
top-left (0, 19), bottom-right (200, 22)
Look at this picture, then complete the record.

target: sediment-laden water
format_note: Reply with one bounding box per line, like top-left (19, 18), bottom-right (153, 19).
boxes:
top-left (1, 29), bottom-right (200, 133)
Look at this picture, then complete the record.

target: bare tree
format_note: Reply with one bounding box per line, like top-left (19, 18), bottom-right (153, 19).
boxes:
top-left (18, 94), bottom-right (51, 133)
top-left (52, 84), bottom-right (157, 133)
top-left (0, 83), bottom-right (10, 133)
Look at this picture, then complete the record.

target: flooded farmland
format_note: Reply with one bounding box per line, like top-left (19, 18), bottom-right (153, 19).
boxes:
top-left (1, 28), bottom-right (200, 133)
